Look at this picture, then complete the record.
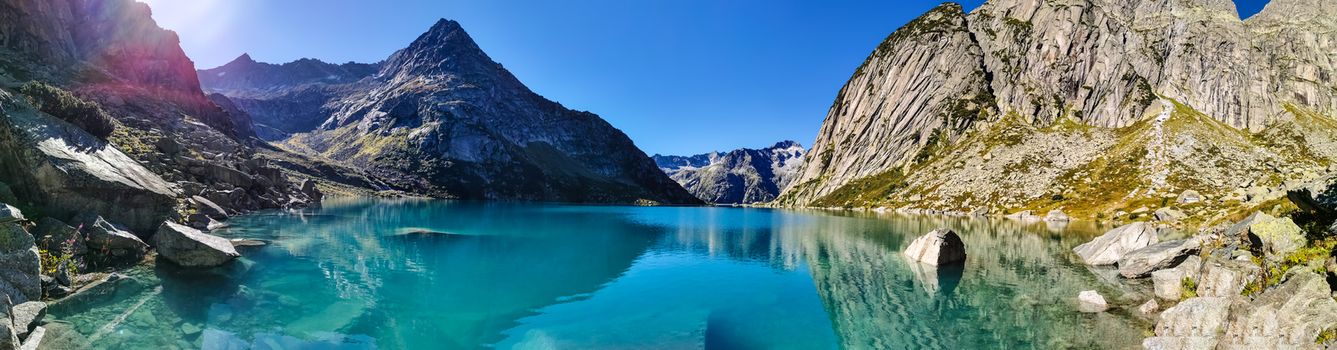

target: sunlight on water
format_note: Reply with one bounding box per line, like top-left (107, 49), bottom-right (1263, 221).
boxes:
top-left (42, 198), bottom-right (1150, 349)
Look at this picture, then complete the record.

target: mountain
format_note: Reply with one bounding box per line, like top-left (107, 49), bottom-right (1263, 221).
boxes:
top-left (199, 20), bottom-right (700, 204)
top-left (777, 0), bottom-right (1337, 224)
top-left (652, 141), bottom-right (805, 204)
top-left (0, 0), bottom-right (331, 233)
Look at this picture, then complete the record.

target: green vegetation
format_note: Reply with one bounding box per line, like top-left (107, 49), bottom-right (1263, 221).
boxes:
top-left (1180, 277), bottom-right (1198, 299)
top-left (1318, 328), bottom-right (1337, 345)
top-left (914, 129), bottom-right (949, 164)
top-left (811, 169), bottom-right (907, 208)
top-left (1244, 237), bottom-right (1337, 296)
top-left (38, 235), bottom-right (79, 283)
top-left (16, 81), bottom-right (115, 139)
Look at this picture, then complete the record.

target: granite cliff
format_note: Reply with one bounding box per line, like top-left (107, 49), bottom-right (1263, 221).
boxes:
top-left (778, 0), bottom-right (1337, 225)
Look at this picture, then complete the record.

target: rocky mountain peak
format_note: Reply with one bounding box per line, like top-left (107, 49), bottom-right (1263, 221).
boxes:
top-left (379, 18), bottom-right (505, 82)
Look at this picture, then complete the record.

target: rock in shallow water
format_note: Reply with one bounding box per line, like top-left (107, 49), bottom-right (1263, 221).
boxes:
top-left (1077, 290), bottom-right (1108, 313)
top-left (152, 222), bottom-right (240, 267)
top-left (1073, 222), bottom-right (1158, 265)
top-left (902, 228), bottom-right (966, 266)
top-left (1118, 238), bottom-right (1201, 278)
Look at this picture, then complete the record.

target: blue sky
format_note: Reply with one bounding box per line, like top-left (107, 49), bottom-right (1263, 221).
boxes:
top-left (142, 0), bottom-right (1273, 156)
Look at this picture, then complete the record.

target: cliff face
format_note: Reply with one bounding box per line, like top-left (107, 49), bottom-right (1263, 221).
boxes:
top-left (653, 141), bottom-right (805, 204)
top-left (201, 20), bottom-right (700, 204)
top-left (0, 0), bottom-right (323, 232)
top-left (778, 0), bottom-right (1337, 220)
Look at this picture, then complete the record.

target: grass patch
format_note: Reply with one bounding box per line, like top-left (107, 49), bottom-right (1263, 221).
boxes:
top-left (1181, 277), bottom-right (1198, 299)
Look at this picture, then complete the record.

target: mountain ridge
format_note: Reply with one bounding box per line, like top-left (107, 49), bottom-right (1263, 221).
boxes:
top-left (653, 141), bottom-right (804, 204)
top-left (200, 18), bottom-right (701, 204)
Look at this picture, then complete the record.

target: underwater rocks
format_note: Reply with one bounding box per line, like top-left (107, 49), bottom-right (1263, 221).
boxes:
top-left (1073, 222), bottom-right (1159, 266)
top-left (1077, 290), bottom-right (1109, 313)
top-left (151, 222), bottom-right (239, 267)
top-left (902, 228), bottom-right (967, 266)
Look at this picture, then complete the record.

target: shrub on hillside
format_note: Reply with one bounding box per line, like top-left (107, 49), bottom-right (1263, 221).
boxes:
top-left (16, 81), bottom-right (115, 139)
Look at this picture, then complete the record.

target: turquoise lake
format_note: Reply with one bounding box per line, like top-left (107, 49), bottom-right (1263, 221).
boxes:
top-left (42, 198), bottom-right (1151, 349)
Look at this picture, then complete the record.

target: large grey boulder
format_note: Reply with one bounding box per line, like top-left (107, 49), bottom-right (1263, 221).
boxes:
top-left (11, 301), bottom-right (45, 339)
top-left (902, 228), bottom-right (967, 266)
top-left (1154, 208), bottom-right (1187, 223)
top-left (1196, 259), bottom-right (1261, 298)
top-left (0, 205), bottom-right (22, 224)
top-left (189, 196), bottom-right (228, 220)
top-left (1073, 222), bottom-right (1159, 265)
top-left (74, 213), bottom-right (147, 266)
top-left (1143, 297), bottom-right (1232, 350)
top-left (1044, 209), bottom-right (1070, 223)
top-left (1177, 190), bottom-right (1202, 204)
top-left (0, 220), bottom-right (40, 304)
top-left (0, 94), bottom-right (179, 233)
top-left (1220, 271), bottom-right (1337, 348)
top-left (1151, 256), bottom-right (1202, 301)
top-left (152, 222), bottom-right (239, 267)
top-left (1247, 216), bottom-right (1306, 258)
top-left (1118, 238), bottom-right (1201, 278)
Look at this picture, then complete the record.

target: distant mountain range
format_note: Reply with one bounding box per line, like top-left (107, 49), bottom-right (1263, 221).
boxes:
top-left (199, 20), bottom-right (699, 204)
top-left (653, 141), bottom-right (805, 204)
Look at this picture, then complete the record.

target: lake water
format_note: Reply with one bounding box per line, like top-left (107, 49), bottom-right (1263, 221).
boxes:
top-left (42, 198), bottom-right (1152, 349)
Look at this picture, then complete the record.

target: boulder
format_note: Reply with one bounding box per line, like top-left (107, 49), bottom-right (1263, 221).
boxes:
top-left (1139, 299), bottom-right (1160, 315)
top-left (1044, 209), bottom-right (1070, 222)
top-left (30, 218), bottom-right (86, 257)
top-left (0, 222), bottom-right (40, 304)
top-left (189, 196), bottom-right (229, 220)
top-left (73, 213), bottom-right (148, 265)
top-left (0, 99), bottom-right (179, 232)
top-left (1143, 297), bottom-right (1232, 349)
top-left (152, 222), bottom-right (239, 267)
top-left (1247, 216), bottom-right (1306, 258)
top-left (1118, 238), bottom-right (1201, 278)
top-left (1196, 258), bottom-right (1261, 297)
top-left (1177, 190), bottom-right (1202, 204)
top-left (903, 228), bottom-right (967, 266)
top-left (18, 326), bottom-right (43, 350)
top-left (0, 204), bottom-right (22, 224)
top-left (1224, 212), bottom-right (1273, 238)
top-left (1220, 271), bottom-right (1337, 348)
top-left (1073, 222), bottom-right (1159, 265)
top-left (1152, 256), bottom-right (1202, 300)
top-left (1077, 290), bottom-right (1108, 313)
top-left (1154, 208), bottom-right (1187, 222)
top-left (11, 301), bottom-right (44, 339)
top-left (299, 179), bottom-right (322, 202)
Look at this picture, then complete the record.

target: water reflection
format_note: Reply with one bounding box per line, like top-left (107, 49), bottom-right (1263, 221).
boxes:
top-left (43, 200), bottom-right (1148, 349)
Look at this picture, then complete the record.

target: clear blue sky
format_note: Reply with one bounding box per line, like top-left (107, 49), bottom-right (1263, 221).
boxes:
top-left (141, 0), bottom-right (1273, 156)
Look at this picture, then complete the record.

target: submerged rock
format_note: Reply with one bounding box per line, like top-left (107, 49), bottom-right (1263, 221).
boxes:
top-left (152, 222), bottom-right (240, 267)
top-left (902, 228), bottom-right (967, 266)
top-left (1118, 238), bottom-right (1201, 278)
top-left (1139, 299), bottom-right (1160, 315)
top-left (1073, 222), bottom-right (1158, 265)
top-left (1077, 290), bottom-right (1108, 313)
